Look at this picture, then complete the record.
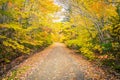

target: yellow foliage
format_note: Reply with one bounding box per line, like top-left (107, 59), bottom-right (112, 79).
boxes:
top-left (80, 47), bottom-right (95, 60)
top-left (94, 45), bottom-right (102, 53)
top-left (3, 39), bottom-right (24, 50)
top-left (90, 1), bottom-right (117, 18)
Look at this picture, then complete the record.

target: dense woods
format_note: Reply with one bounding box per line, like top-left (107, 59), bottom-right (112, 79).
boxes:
top-left (0, 0), bottom-right (120, 77)
top-left (0, 0), bottom-right (59, 75)
top-left (57, 0), bottom-right (120, 73)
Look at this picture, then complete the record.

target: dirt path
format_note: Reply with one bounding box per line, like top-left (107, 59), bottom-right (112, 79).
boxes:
top-left (2, 43), bottom-right (117, 80)
top-left (26, 43), bottom-right (85, 80)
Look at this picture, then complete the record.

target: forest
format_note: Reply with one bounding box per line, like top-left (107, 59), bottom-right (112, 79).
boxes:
top-left (0, 0), bottom-right (120, 78)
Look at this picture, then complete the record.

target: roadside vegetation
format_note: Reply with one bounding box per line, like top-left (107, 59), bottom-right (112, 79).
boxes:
top-left (57, 0), bottom-right (120, 73)
top-left (0, 0), bottom-right (59, 76)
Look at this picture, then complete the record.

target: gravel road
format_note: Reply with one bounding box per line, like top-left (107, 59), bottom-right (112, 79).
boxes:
top-left (26, 43), bottom-right (84, 80)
